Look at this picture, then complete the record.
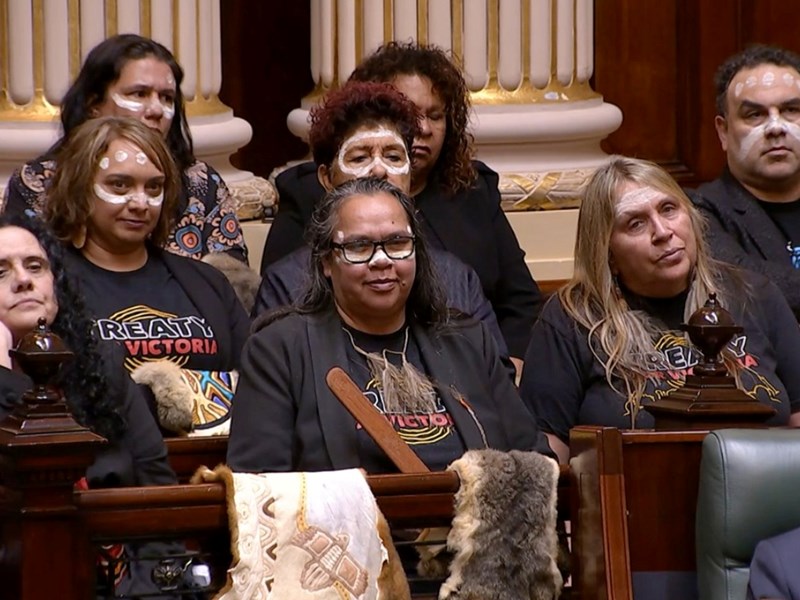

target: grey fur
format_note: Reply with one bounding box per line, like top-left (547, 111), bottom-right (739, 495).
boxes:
top-left (201, 251), bottom-right (261, 314)
top-left (440, 449), bottom-right (562, 600)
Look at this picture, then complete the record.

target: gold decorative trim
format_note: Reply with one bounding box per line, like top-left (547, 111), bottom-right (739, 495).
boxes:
top-left (487, 0), bottom-right (498, 85)
top-left (0, 0), bottom-right (8, 103)
top-left (470, 79), bottom-right (600, 104)
top-left (32, 0), bottom-right (44, 96)
top-left (451, 0), bottom-right (462, 67)
top-left (0, 99), bottom-right (60, 122)
top-left (141, 0), bottom-right (151, 38)
top-left (417, 0), bottom-right (427, 45)
top-left (498, 167), bottom-right (596, 211)
top-left (69, 0), bottom-right (80, 81)
top-left (355, 0), bottom-right (363, 63)
top-left (105, 0), bottom-right (117, 37)
top-left (383, 0), bottom-right (392, 44)
top-left (185, 93), bottom-right (231, 117)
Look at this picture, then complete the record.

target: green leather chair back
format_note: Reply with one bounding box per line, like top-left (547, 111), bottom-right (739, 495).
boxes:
top-left (696, 428), bottom-right (800, 600)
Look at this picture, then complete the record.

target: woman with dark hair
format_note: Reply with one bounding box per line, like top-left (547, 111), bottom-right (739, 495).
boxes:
top-left (254, 80), bottom-right (508, 355)
top-left (228, 177), bottom-right (551, 473)
top-left (519, 156), bottom-right (800, 463)
top-left (2, 33), bottom-right (247, 262)
top-left (0, 213), bottom-right (180, 595)
top-left (261, 42), bottom-right (541, 369)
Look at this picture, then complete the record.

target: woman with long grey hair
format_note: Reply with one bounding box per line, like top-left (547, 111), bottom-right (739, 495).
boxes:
top-left (520, 156), bottom-right (800, 462)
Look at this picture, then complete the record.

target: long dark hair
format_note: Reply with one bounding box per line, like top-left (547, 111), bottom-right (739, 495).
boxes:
top-left (256, 178), bottom-right (448, 330)
top-left (0, 215), bottom-right (125, 441)
top-left (54, 34), bottom-right (194, 173)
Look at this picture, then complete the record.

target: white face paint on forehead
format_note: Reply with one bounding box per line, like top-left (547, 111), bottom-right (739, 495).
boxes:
top-left (733, 68), bottom-right (800, 97)
top-left (99, 157), bottom-right (110, 170)
top-left (114, 150), bottom-right (129, 163)
top-left (615, 185), bottom-right (662, 217)
top-left (337, 126), bottom-right (411, 178)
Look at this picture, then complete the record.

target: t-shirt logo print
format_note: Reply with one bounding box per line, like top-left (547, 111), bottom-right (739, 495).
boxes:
top-left (95, 304), bottom-right (218, 371)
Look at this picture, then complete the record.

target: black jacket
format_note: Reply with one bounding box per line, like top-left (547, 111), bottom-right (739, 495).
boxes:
top-left (227, 308), bottom-right (552, 473)
top-left (691, 169), bottom-right (800, 317)
top-left (262, 160), bottom-right (542, 356)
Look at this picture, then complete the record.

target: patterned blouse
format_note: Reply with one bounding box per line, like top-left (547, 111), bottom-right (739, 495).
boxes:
top-left (2, 156), bottom-right (248, 262)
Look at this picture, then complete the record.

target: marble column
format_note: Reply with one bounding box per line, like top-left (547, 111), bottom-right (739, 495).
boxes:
top-left (0, 0), bottom-right (273, 218)
top-left (287, 0), bottom-right (622, 212)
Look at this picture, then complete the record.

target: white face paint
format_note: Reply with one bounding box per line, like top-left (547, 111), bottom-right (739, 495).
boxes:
top-left (367, 246), bottom-right (391, 267)
top-left (99, 157), bottom-right (110, 170)
top-left (337, 127), bottom-right (411, 178)
top-left (111, 92), bottom-right (175, 120)
top-left (615, 185), bottom-right (662, 217)
top-left (762, 71), bottom-right (776, 86)
top-left (135, 152), bottom-right (148, 165)
top-left (737, 113), bottom-right (800, 161)
top-left (93, 183), bottom-right (164, 206)
top-left (114, 150), bottom-right (129, 163)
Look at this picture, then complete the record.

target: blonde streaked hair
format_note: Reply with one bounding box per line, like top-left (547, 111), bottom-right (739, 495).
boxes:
top-left (560, 155), bottom-right (748, 423)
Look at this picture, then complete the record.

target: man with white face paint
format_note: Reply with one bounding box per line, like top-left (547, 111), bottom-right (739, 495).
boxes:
top-left (692, 45), bottom-right (800, 317)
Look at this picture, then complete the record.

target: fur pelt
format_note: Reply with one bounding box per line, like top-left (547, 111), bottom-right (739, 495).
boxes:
top-left (131, 360), bottom-right (194, 434)
top-left (438, 449), bottom-right (563, 600)
top-left (201, 251), bottom-right (261, 314)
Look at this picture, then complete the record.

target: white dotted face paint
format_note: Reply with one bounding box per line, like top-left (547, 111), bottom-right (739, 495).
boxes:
top-left (337, 126), bottom-right (410, 178)
top-left (114, 150), bottom-right (129, 163)
top-left (135, 152), bottom-right (148, 165)
top-left (615, 185), bottom-right (662, 217)
top-left (93, 183), bottom-right (164, 206)
top-left (99, 157), bottom-right (110, 170)
top-left (762, 71), bottom-right (776, 86)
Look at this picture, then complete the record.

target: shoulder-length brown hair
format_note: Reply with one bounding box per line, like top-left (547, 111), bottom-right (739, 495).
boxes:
top-left (45, 116), bottom-right (180, 247)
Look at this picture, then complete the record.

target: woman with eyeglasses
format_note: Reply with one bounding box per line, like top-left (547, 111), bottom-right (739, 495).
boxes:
top-left (227, 177), bottom-right (552, 473)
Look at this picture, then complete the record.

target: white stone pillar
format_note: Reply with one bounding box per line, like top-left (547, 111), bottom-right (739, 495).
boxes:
top-left (0, 0), bottom-right (273, 219)
top-left (287, 0), bottom-right (621, 211)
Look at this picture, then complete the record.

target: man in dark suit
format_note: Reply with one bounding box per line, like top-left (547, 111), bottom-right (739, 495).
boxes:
top-left (748, 525), bottom-right (800, 600)
top-left (691, 45), bottom-right (800, 318)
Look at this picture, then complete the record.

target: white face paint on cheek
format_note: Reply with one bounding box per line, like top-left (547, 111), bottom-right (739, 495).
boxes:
top-left (93, 184), bottom-right (164, 206)
top-left (737, 116), bottom-right (800, 160)
top-left (337, 127), bottom-right (411, 177)
top-left (161, 103), bottom-right (175, 120)
top-left (111, 93), bottom-right (146, 113)
top-left (615, 186), bottom-right (661, 217)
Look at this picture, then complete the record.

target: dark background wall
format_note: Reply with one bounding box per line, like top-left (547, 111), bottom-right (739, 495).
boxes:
top-left (220, 0), bottom-right (800, 188)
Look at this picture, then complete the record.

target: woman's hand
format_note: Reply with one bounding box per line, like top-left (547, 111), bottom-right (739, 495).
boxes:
top-left (0, 321), bottom-right (13, 369)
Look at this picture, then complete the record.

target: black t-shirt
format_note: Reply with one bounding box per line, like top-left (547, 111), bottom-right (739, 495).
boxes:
top-left (520, 274), bottom-right (800, 441)
top-left (341, 324), bottom-right (465, 472)
top-left (72, 254), bottom-right (221, 372)
top-left (758, 198), bottom-right (800, 268)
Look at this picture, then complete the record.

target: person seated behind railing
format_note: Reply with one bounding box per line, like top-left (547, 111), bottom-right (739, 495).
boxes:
top-left (42, 117), bottom-right (250, 435)
top-left (253, 80), bottom-right (509, 358)
top-left (748, 525), bottom-right (800, 600)
top-left (1, 34), bottom-right (247, 263)
top-left (0, 214), bottom-right (191, 597)
top-left (228, 177), bottom-right (553, 473)
top-left (519, 156), bottom-right (800, 464)
top-left (260, 42), bottom-right (542, 371)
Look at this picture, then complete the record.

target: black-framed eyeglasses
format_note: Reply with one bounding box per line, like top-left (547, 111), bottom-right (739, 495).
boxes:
top-left (331, 235), bottom-right (416, 264)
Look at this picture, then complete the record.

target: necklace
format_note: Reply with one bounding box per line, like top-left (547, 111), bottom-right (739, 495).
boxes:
top-left (341, 326), bottom-right (437, 414)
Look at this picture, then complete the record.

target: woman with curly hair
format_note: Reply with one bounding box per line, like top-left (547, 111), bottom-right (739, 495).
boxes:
top-left (2, 33), bottom-right (248, 262)
top-left (261, 42), bottom-right (541, 369)
top-left (0, 214), bottom-right (182, 596)
top-left (519, 156), bottom-right (800, 463)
